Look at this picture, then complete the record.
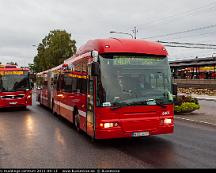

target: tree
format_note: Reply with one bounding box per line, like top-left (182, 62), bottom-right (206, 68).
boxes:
top-left (33, 30), bottom-right (77, 72)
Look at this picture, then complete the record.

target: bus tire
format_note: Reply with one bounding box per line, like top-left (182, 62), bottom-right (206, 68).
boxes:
top-left (21, 106), bottom-right (27, 111)
top-left (51, 99), bottom-right (55, 114)
top-left (74, 110), bottom-right (80, 132)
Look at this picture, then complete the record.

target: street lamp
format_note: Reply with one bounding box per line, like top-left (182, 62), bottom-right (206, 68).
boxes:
top-left (110, 31), bottom-right (133, 39)
top-left (213, 53), bottom-right (216, 79)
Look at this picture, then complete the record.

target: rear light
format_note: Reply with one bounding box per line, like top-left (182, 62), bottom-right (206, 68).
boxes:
top-left (100, 122), bottom-right (119, 128)
top-left (164, 118), bottom-right (172, 124)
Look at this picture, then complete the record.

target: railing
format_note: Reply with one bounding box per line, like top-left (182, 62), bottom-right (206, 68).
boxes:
top-left (173, 79), bottom-right (216, 89)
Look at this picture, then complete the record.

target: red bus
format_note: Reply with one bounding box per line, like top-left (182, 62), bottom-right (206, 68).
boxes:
top-left (0, 64), bottom-right (32, 109)
top-left (37, 38), bottom-right (174, 139)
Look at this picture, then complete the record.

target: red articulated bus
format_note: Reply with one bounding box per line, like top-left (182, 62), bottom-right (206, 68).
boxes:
top-left (0, 64), bottom-right (32, 109)
top-left (37, 38), bottom-right (174, 139)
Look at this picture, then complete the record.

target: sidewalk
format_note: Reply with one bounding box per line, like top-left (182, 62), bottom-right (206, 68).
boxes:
top-left (175, 94), bottom-right (216, 127)
top-left (191, 94), bottom-right (216, 102)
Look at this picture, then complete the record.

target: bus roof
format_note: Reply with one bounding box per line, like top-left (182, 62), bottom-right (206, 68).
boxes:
top-left (0, 67), bottom-right (29, 71)
top-left (37, 64), bottom-right (63, 76)
top-left (37, 38), bottom-right (168, 74)
top-left (76, 38), bottom-right (168, 56)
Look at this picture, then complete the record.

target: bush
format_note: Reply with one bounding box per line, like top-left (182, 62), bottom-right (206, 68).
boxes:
top-left (174, 95), bottom-right (198, 106)
top-left (174, 95), bottom-right (200, 114)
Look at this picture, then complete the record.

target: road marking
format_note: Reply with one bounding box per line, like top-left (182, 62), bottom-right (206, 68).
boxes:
top-left (175, 116), bottom-right (216, 127)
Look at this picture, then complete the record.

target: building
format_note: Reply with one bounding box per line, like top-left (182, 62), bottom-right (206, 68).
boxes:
top-left (170, 56), bottom-right (216, 79)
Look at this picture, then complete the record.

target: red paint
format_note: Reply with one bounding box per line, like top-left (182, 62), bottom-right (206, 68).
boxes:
top-left (36, 38), bottom-right (174, 139)
top-left (0, 66), bottom-right (32, 108)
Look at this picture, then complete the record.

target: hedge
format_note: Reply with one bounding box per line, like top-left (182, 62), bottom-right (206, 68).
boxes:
top-left (174, 95), bottom-right (200, 114)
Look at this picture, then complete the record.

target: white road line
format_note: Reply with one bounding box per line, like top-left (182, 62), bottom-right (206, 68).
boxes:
top-left (175, 116), bottom-right (216, 127)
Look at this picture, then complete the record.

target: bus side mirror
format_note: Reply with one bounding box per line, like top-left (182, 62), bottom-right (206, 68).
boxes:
top-left (172, 83), bottom-right (177, 96)
top-left (91, 62), bottom-right (100, 76)
top-left (91, 50), bottom-right (99, 62)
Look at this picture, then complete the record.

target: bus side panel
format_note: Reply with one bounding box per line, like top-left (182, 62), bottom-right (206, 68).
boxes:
top-left (73, 93), bottom-right (87, 132)
top-left (59, 92), bottom-right (73, 122)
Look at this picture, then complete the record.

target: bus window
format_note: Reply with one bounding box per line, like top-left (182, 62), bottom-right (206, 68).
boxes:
top-left (57, 75), bottom-right (63, 91)
top-left (72, 77), bottom-right (77, 92)
top-left (81, 79), bottom-right (87, 94)
top-left (63, 74), bottom-right (72, 92)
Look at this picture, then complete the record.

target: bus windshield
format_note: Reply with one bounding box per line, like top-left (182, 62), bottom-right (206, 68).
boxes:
top-left (97, 54), bottom-right (173, 107)
top-left (0, 71), bottom-right (30, 92)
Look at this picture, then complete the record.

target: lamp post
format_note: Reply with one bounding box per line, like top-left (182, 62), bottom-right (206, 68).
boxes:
top-left (110, 31), bottom-right (134, 39)
top-left (213, 53), bottom-right (216, 79)
top-left (132, 26), bottom-right (138, 39)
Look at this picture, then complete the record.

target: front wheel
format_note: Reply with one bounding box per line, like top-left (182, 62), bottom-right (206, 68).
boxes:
top-left (51, 99), bottom-right (55, 114)
top-left (74, 112), bottom-right (80, 132)
top-left (21, 106), bottom-right (27, 111)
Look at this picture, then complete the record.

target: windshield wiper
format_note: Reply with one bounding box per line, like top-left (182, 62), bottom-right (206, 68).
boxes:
top-left (129, 98), bottom-right (167, 108)
top-left (155, 98), bottom-right (167, 108)
top-left (111, 102), bottom-right (129, 110)
top-left (127, 100), bottom-right (148, 106)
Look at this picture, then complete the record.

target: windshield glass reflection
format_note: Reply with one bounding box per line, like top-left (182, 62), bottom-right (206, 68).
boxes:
top-left (97, 54), bottom-right (173, 107)
top-left (0, 71), bottom-right (30, 92)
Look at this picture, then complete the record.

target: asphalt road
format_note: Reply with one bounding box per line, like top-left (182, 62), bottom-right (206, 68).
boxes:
top-left (194, 100), bottom-right (216, 117)
top-left (0, 100), bottom-right (216, 168)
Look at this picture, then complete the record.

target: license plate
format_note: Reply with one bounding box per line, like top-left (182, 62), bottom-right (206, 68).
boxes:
top-left (9, 102), bottom-right (17, 105)
top-left (132, 131), bottom-right (149, 137)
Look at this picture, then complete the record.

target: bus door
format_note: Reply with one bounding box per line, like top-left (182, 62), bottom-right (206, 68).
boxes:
top-left (86, 77), bottom-right (95, 137)
top-left (47, 71), bottom-right (52, 109)
top-left (54, 74), bottom-right (62, 115)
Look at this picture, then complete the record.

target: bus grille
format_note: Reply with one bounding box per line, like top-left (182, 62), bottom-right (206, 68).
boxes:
top-left (0, 94), bottom-right (25, 99)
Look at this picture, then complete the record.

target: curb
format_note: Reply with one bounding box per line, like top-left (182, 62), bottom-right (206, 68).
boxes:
top-left (195, 97), bottom-right (216, 102)
top-left (175, 116), bottom-right (216, 127)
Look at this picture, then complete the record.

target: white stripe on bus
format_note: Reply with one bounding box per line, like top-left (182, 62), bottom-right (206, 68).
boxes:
top-left (54, 101), bottom-right (74, 111)
top-left (41, 96), bottom-right (48, 100)
top-left (78, 110), bottom-right (86, 117)
top-left (54, 100), bottom-right (86, 117)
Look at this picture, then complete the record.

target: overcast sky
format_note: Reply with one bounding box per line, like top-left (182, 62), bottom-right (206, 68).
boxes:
top-left (0, 0), bottom-right (216, 66)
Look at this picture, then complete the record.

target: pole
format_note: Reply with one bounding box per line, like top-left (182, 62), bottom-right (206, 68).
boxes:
top-left (132, 26), bottom-right (138, 39)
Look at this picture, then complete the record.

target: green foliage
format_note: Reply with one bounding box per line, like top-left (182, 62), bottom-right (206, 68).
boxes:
top-left (174, 95), bottom-right (200, 114)
top-left (175, 102), bottom-right (200, 114)
top-left (33, 30), bottom-right (77, 72)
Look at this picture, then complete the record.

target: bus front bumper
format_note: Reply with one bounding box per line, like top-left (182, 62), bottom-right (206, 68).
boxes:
top-left (0, 98), bottom-right (30, 108)
top-left (95, 125), bottom-right (174, 139)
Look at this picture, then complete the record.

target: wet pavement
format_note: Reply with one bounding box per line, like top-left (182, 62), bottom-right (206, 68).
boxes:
top-left (0, 100), bottom-right (216, 168)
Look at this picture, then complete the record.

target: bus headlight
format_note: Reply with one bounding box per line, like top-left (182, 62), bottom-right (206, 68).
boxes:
top-left (100, 122), bottom-right (119, 128)
top-left (27, 95), bottom-right (32, 99)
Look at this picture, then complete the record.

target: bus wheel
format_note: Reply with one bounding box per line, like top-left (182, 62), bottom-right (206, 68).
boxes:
top-left (51, 99), bottom-right (55, 114)
top-left (21, 106), bottom-right (27, 111)
top-left (74, 112), bottom-right (80, 132)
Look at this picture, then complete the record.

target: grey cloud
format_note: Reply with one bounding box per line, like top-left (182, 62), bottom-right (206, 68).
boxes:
top-left (0, 0), bottom-right (216, 66)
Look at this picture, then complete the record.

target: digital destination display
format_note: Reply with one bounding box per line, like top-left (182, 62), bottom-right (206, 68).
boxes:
top-left (0, 71), bottom-right (24, 76)
top-left (113, 56), bottom-right (162, 65)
